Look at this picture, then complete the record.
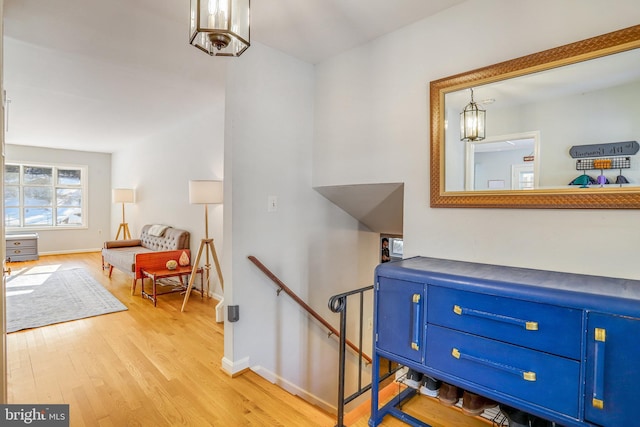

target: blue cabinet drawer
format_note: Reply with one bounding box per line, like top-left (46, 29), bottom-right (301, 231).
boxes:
top-left (427, 285), bottom-right (582, 360)
top-left (426, 325), bottom-right (580, 418)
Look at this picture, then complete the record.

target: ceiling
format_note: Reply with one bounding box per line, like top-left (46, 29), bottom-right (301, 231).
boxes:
top-left (3, 0), bottom-right (466, 153)
top-left (448, 46), bottom-right (640, 112)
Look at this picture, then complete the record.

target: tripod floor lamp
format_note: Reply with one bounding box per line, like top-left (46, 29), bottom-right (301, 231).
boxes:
top-left (182, 180), bottom-right (224, 320)
top-left (112, 188), bottom-right (134, 240)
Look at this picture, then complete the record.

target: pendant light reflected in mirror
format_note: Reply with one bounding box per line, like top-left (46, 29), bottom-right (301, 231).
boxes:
top-left (460, 88), bottom-right (486, 142)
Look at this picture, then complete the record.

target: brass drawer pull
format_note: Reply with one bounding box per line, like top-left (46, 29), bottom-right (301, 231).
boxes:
top-left (411, 293), bottom-right (422, 351)
top-left (591, 328), bottom-right (606, 409)
top-left (453, 305), bottom-right (538, 331)
top-left (451, 347), bottom-right (536, 382)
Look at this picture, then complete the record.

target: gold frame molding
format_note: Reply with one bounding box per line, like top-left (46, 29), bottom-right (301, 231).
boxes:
top-left (430, 25), bottom-right (640, 209)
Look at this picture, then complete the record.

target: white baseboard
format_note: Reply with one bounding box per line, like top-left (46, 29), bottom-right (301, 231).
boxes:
top-left (220, 360), bottom-right (337, 414)
top-left (251, 365), bottom-right (336, 414)
top-left (215, 298), bottom-right (224, 323)
top-left (40, 248), bottom-right (102, 255)
top-left (222, 356), bottom-right (250, 376)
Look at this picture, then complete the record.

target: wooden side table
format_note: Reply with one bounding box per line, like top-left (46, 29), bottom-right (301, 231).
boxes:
top-left (140, 266), bottom-right (203, 307)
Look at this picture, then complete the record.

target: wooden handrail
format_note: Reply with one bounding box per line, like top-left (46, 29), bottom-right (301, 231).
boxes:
top-left (247, 255), bottom-right (372, 364)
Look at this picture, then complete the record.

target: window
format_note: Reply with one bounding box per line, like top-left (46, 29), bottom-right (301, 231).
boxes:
top-left (389, 238), bottom-right (403, 258)
top-left (4, 163), bottom-right (87, 229)
top-left (381, 235), bottom-right (403, 263)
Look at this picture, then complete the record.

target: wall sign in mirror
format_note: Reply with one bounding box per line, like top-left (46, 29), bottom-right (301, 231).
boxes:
top-left (430, 25), bottom-right (640, 209)
top-left (569, 141), bottom-right (639, 159)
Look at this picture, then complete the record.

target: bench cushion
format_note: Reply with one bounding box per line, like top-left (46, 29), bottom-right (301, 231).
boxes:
top-left (103, 246), bottom-right (154, 275)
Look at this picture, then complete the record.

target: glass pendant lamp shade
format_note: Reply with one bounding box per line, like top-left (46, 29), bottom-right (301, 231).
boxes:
top-left (460, 88), bottom-right (486, 142)
top-left (190, 0), bottom-right (250, 57)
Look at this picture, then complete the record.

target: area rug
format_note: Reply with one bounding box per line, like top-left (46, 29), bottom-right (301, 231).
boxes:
top-left (6, 267), bottom-right (127, 333)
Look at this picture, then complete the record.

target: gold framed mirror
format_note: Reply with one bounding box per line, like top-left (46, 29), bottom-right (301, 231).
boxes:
top-left (430, 25), bottom-right (640, 208)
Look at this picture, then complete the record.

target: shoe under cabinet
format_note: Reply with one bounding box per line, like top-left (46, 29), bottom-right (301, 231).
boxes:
top-left (371, 257), bottom-right (640, 427)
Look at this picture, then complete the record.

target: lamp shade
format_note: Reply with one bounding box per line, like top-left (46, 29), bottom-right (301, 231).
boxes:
top-left (189, 180), bottom-right (223, 204)
top-left (112, 188), bottom-right (134, 203)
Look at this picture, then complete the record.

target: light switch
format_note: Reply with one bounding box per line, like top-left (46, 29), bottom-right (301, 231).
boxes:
top-left (268, 195), bottom-right (278, 212)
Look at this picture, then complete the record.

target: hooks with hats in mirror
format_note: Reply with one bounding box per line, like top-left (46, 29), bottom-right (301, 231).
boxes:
top-left (571, 156), bottom-right (632, 187)
top-left (569, 141), bottom-right (637, 187)
top-left (573, 157), bottom-right (631, 187)
top-left (576, 157), bottom-right (631, 171)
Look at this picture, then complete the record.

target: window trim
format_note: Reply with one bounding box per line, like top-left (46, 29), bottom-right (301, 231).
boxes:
top-left (4, 161), bottom-right (89, 231)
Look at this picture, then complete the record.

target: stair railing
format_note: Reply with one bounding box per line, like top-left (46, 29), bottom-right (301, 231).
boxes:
top-left (329, 287), bottom-right (399, 427)
top-left (247, 255), bottom-right (372, 364)
top-left (328, 285), bottom-right (373, 427)
top-left (248, 255), bottom-right (394, 426)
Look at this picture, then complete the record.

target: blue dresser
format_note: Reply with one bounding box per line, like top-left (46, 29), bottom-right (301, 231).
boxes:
top-left (370, 257), bottom-right (640, 427)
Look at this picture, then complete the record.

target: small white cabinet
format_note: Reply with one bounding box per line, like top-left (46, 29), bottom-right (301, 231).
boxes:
top-left (6, 233), bottom-right (39, 262)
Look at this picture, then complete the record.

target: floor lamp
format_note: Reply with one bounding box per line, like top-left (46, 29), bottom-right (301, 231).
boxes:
top-left (182, 180), bottom-right (224, 321)
top-left (112, 188), bottom-right (134, 240)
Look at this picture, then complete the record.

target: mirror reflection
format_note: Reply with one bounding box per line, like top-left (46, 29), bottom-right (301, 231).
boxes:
top-left (443, 47), bottom-right (640, 192)
top-left (465, 133), bottom-right (539, 191)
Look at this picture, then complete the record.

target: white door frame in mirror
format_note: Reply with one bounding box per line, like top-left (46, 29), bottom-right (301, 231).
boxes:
top-left (465, 131), bottom-right (540, 191)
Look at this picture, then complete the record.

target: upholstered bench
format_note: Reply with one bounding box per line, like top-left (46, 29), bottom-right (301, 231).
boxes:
top-left (102, 224), bottom-right (190, 294)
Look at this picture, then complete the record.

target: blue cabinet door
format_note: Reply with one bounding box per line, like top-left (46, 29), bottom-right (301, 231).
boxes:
top-left (375, 277), bottom-right (425, 364)
top-left (585, 312), bottom-right (640, 427)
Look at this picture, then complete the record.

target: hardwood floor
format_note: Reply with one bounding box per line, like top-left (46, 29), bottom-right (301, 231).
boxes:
top-left (347, 382), bottom-right (493, 427)
top-left (6, 252), bottom-right (335, 426)
top-left (6, 252), bottom-right (495, 427)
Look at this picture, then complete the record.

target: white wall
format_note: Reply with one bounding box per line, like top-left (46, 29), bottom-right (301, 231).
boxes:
top-left (5, 144), bottom-right (111, 253)
top-left (222, 42), bottom-right (380, 411)
top-left (474, 148), bottom-right (531, 190)
top-left (106, 43), bottom-right (379, 411)
top-left (314, 0), bottom-right (640, 280)
top-left (110, 109), bottom-right (226, 297)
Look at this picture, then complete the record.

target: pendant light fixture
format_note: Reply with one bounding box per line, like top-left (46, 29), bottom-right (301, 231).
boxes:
top-left (190, 0), bottom-right (250, 57)
top-left (460, 88), bottom-right (486, 142)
